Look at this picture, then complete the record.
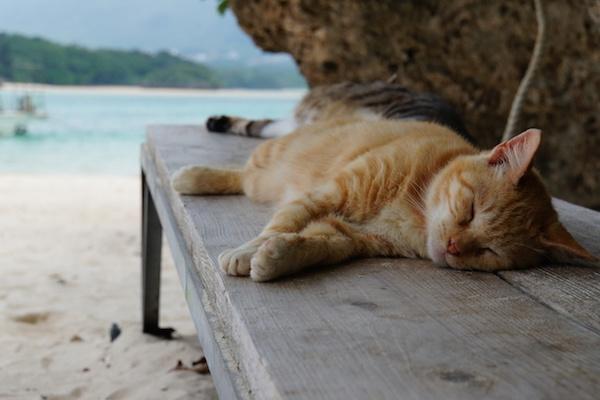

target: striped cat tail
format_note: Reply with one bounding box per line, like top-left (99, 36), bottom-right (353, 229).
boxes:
top-left (206, 115), bottom-right (297, 138)
top-left (206, 115), bottom-right (273, 137)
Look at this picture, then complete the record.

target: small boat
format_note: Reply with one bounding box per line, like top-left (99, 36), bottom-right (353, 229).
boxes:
top-left (0, 111), bottom-right (30, 137)
top-left (0, 90), bottom-right (47, 136)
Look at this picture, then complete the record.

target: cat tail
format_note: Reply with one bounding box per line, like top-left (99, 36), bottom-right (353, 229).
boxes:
top-left (206, 115), bottom-right (297, 138)
top-left (171, 166), bottom-right (243, 195)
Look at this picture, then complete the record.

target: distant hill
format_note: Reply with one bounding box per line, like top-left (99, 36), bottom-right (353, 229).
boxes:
top-left (209, 61), bottom-right (307, 89)
top-left (0, 0), bottom-right (265, 63)
top-left (0, 33), bottom-right (306, 89)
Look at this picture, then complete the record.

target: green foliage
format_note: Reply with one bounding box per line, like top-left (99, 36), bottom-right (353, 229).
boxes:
top-left (217, 0), bottom-right (229, 15)
top-left (0, 33), bottom-right (306, 89)
top-left (202, 0), bottom-right (229, 15)
top-left (215, 64), bottom-right (306, 89)
top-left (0, 33), bottom-right (220, 88)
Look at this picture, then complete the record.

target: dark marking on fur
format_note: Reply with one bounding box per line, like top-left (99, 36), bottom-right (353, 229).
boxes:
top-left (300, 81), bottom-right (473, 143)
top-left (206, 81), bottom-right (473, 143)
top-left (246, 120), bottom-right (256, 136)
top-left (206, 115), bottom-right (232, 133)
top-left (246, 119), bottom-right (274, 137)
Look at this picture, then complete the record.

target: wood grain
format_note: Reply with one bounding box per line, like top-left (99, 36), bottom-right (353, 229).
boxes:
top-left (142, 148), bottom-right (250, 400)
top-left (498, 199), bottom-right (600, 334)
top-left (144, 125), bottom-right (600, 400)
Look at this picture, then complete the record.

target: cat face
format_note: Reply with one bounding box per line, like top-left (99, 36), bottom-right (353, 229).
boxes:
top-left (425, 129), bottom-right (595, 271)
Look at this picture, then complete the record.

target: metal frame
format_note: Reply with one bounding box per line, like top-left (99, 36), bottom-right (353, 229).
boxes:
top-left (141, 170), bottom-right (175, 339)
top-left (140, 150), bottom-right (247, 400)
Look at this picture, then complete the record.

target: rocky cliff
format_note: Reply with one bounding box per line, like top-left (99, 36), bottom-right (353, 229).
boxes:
top-left (230, 0), bottom-right (600, 208)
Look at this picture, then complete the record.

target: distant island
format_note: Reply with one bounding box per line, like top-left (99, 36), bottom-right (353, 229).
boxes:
top-left (0, 33), bottom-right (306, 89)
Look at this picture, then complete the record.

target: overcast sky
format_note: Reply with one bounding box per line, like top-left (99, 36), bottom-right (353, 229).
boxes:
top-left (0, 0), bottom-right (292, 65)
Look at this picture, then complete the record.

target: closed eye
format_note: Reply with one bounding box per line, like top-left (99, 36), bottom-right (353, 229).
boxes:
top-left (482, 247), bottom-right (498, 256)
top-left (459, 201), bottom-right (475, 226)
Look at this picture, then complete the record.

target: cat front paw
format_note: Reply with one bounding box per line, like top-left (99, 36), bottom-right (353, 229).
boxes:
top-left (251, 234), bottom-right (304, 282)
top-left (218, 247), bottom-right (253, 277)
top-left (218, 238), bottom-right (267, 277)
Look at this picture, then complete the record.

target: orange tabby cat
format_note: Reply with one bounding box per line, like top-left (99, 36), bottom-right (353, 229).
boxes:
top-left (172, 118), bottom-right (595, 282)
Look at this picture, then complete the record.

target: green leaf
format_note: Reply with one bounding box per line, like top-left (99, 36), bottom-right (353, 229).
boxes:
top-left (217, 0), bottom-right (229, 15)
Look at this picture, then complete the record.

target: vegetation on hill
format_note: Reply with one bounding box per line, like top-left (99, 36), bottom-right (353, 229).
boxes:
top-left (0, 33), bottom-right (305, 89)
top-left (214, 63), bottom-right (306, 89)
top-left (0, 33), bottom-right (218, 88)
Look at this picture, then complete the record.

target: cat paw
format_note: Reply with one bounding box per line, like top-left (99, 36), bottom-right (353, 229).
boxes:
top-left (171, 166), bottom-right (198, 194)
top-left (218, 240), bottom-right (264, 276)
top-left (251, 234), bottom-right (303, 282)
top-left (206, 115), bottom-right (231, 133)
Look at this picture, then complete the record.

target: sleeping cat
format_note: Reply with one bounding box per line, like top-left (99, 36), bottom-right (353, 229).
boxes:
top-left (172, 81), bottom-right (595, 282)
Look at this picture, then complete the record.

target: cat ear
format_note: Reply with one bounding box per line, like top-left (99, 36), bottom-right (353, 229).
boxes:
top-left (541, 221), bottom-right (597, 263)
top-left (488, 128), bottom-right (541, 184)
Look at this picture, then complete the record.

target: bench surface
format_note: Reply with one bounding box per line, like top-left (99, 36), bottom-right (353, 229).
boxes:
top-left (142, 125), bottom-right (600, 400)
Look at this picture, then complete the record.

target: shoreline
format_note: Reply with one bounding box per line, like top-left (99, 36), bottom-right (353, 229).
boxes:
top-left (1, 82), bottom-right (306, 98)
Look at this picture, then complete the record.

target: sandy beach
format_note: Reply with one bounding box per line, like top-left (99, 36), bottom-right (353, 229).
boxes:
top-left (0, 174), bottom-right (216, 400)
top-left (1, 82), bottom-right (305, 99)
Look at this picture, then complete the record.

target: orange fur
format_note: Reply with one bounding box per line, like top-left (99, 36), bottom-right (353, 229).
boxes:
top-left (173, 119), bottom-right (595, 281)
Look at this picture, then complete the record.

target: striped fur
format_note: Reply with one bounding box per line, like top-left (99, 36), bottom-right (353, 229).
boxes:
top-left (206, 81), bottom-right (473, 142)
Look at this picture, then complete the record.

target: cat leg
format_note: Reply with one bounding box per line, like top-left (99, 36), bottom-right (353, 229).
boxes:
top-left (218, 189), bottom-right (340, 276)
top-left (206, 115), bottom-right (297, 138)
top-left (171, 166), bottom-right (243, 195)
top-left (261, 190), bottom-right (340, 235)
top-left (250, 217), bottom-right (365, 282)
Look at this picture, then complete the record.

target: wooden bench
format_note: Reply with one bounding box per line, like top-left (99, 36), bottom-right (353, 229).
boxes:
top-left (141, 125), bottom-right (600, 400)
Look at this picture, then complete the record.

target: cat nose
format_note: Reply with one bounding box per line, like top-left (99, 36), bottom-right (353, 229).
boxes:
top-left (447, 238), bottom-right (461, 256)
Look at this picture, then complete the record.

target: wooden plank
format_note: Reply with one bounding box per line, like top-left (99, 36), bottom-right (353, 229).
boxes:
top-left (146, 125), bottom-right (600, 400)
top-left (142, 145), bottom-right (250, 400)
top-left (498, 199), bottom-right (600, 334)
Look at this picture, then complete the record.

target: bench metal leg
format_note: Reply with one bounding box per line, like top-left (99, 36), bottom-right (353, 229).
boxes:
top-left (141, 170), bottom-right (175, 339)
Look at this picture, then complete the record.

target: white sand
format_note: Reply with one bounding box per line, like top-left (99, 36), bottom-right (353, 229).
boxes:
top-left (0, 174), bottom-right (217, 400)
top-left (2, 82), bottom-right (306, 99)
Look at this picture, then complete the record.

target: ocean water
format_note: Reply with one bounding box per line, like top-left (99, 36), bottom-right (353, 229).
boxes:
top-left (0, 88), bottom-right (303, 175)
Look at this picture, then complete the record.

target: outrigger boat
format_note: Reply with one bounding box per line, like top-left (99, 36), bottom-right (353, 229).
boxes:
top-left (0, 83), bottom-right (47, 136)
top-left (0, 111), bottom-right (30, 136)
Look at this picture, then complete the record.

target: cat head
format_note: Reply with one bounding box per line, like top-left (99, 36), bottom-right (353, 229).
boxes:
top-left (425, 129), bottom-right (596, 271)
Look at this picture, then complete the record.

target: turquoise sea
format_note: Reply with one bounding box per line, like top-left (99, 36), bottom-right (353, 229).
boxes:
top-left (0, 88), bottom-right (302, 175)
